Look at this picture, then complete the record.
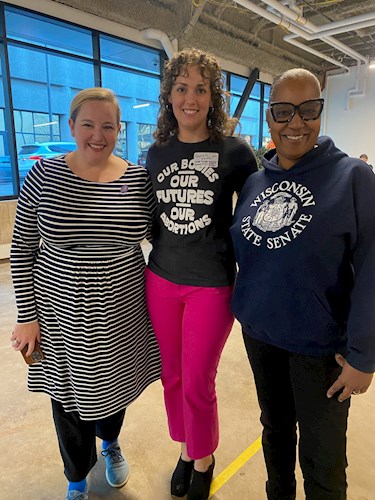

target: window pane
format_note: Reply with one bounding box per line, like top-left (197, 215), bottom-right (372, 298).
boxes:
top-left (231, 95), bottom-right (260, 148)
top-left (14, 110), bottom-right (60, 146)
top-left (102, 65), bottom-right (160, 164)
top-left (0, 61), bottom-right (17, 196)
top-left (231, 74), bottom-right (260, 99)
top-left (137, 123), bottom-right (156, 166)
top-left (262, 84), bottom-right (271, 147)
top-left (8, 44), bottom-right (94, 183)
top-left (0, 110), bottom-right (16, 197)
top-left (5, 6), bottom-right (93, 57)
top-left (231, 75), bottom-right (246, 94)
top-left (100, 35), bottom-right (160, 74)
top-left (115, 122), bottom-right (127, 159)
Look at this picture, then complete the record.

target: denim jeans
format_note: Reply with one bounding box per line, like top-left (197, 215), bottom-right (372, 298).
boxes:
top-left (243, 334), bottom-right (350, 500)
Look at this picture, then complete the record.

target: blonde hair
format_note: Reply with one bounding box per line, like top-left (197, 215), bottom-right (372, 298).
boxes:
top-left (70, 87), bottom-right (121, 123)
top-left (154, 48), bottom-right (237, 144)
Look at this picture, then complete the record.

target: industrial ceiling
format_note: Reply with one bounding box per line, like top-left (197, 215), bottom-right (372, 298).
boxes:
top-left (50, 0), bottom-right (375, 77)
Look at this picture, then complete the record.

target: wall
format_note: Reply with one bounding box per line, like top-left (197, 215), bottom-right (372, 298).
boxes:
top-left (322, 65), bottom-right (375, 164)
top-left (0, 200), bottom-right (17, 259)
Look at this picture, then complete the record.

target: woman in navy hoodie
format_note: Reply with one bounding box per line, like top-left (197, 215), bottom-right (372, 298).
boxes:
top-left (231, 68), bottom-right (375, 500)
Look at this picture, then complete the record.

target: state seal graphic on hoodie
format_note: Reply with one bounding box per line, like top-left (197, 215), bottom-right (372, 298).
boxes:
top-left (240, 180), bottom-right (315, 250)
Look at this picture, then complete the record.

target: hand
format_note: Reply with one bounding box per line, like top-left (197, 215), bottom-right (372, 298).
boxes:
top-left (10, 321), bottom-right (41, 357)
top-left (327, 354), bottom-right (374, 402)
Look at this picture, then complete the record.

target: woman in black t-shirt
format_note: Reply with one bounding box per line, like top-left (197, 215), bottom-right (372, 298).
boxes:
top-left (145, 48), bottom-right (257, 500)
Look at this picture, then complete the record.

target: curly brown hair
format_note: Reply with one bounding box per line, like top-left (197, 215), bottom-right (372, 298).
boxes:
top-left (154, 48), bottom-right (237, 144)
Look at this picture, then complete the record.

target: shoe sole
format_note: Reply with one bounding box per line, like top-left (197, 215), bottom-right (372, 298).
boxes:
top-left (105, 470), bottom-right (130, 488)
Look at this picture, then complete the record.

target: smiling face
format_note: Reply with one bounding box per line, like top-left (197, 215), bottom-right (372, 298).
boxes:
top-left (267, 75), bottom-right (322, 170)
top-left (168, 64), bottom-right (213, 142)
top-left (69, 99), bottom-right (121, 165)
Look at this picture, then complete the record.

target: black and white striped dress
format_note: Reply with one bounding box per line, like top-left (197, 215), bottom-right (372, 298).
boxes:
top-left (10, 156), bottom-right (161, 420)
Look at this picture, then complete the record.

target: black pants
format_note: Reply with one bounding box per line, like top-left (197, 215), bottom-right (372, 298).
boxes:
top-left (243, 334), bottom-right (350, 500)
top-left (51, 399), bottom-right (126, 481)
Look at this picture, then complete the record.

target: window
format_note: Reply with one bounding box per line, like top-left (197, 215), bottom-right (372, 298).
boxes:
top-left (0, 4), bottom-right (271, 199)
top-left (100, 35), bottom-right (160, 74)
top-left (5, 7), bottom-right (93, 57)
top-left (231, 75), bottom-right (261, 99)
top-left (101, 37), bottom-right (160, 165)
top-left (0, 56), bottom-right (18, 197)
top-left (115, 121), bottom-right (127, 159)
top-left (229, 75), bottom-right (270, 150)
top-left (5, 41), bottom-right (94, 190)
top-left (262, 84), bottom-right (271, 147)
top-left (230, 93), bottom-right (260, 149)
top-left (14, 110), bottom-right (60, 150)
top-left (137, 123), bottom-right (156, 166)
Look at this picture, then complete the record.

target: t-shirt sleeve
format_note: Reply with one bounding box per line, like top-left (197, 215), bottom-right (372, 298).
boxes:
top-left (144, 170), bottom-right (156, 244)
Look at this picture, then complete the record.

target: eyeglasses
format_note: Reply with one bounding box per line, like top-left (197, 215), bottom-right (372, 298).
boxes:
top-left (269, 98), bottom-right (324, 123)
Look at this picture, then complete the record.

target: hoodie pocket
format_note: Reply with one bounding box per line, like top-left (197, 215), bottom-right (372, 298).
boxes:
top-left (232, 278), bottom-right (341, 351)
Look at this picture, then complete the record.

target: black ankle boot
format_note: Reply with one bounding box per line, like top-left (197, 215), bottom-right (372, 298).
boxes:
top-left (171, 456), bottom-right (194, 497)
top-left (186, 456), bottom-right (215, 500)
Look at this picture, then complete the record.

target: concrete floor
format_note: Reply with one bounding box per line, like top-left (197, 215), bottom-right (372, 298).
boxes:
top-left (1, 256), bottom-right (374, 500)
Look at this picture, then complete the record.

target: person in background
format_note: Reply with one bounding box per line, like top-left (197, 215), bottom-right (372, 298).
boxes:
top-left (145, 48), bottom-right (257, 500)
top-left (231, 68), bottom-right (375, 500)
top-left (10, 87), bottom-right (161, 500)
top-left (359, 153), bottom-right (373, 171)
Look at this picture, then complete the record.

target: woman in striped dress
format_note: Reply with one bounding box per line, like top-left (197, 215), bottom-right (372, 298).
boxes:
top-left (10, 88), bottom-right (161, 500)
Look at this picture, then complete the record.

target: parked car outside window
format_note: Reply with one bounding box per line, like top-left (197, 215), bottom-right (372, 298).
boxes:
top-left (18, 142), bottom-right (76, 179)
top-left (0, 141), bottom-right (77, 186)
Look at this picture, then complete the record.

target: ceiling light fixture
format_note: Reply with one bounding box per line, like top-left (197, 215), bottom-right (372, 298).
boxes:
top-left (133, 103), bottom-right (150, 109)
top-left (33, 121), bottom-right (58, 127)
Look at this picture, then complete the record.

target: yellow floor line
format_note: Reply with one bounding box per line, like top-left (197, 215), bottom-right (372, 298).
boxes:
top-left (209, 436), bottom-right (262, 496)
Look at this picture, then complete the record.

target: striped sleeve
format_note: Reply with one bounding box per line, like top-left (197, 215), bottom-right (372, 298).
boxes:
top-left (10, 161), bottom-right (44, 323)
top-left (144, 170), bottom-right (157, 244)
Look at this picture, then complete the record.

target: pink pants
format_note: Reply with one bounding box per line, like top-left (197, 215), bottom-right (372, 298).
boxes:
top-left (145, 268), bottom-right (234, 459)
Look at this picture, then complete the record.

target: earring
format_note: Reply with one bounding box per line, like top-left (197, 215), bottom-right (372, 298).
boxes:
top-left (165, 103), bottom-right (172, 112)
top-left (207, 107), bottom-right (214, 128)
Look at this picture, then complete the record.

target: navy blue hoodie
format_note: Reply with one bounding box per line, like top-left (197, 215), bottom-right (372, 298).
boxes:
top-left (231, 136), bottom-right (375, 373)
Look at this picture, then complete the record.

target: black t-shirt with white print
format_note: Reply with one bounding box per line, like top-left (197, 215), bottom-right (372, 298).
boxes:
top-left (146, 135), bottom-right (257, 286)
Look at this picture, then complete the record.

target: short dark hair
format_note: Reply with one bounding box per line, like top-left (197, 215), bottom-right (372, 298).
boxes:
top-left (270, 68), bottom-right (321, 102)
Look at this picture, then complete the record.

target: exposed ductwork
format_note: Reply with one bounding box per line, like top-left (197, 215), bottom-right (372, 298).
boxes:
top-left (234, 0), bottom-right (370, 65)
top-left (232, 0), bottom-right (348, 69)
top-left (29, 0), bottom-right (374, 88)
top-left (141, 28), bottom-right (177, 59)
top-left (284, 37), bottom-right (349, 71)
top-left (260, 0), bottom-right (370, 61)
top-left (233, 0), bottom-right (375, 102)
top-left (305, 13), bottom-right (375, 39)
